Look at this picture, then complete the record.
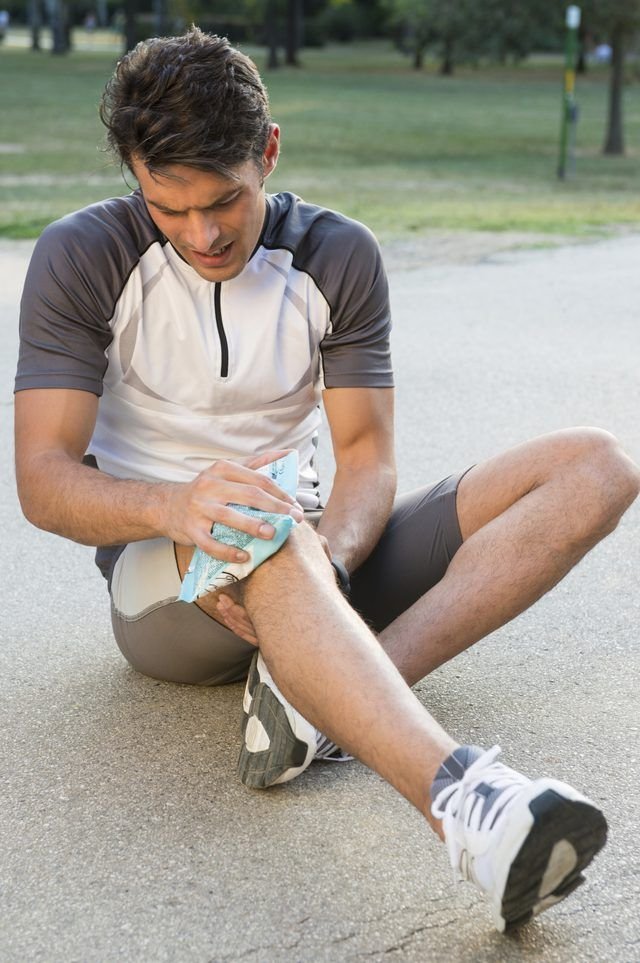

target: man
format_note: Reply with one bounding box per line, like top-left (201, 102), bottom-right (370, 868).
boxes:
top-left (14, 28), bottom-right (639, 932)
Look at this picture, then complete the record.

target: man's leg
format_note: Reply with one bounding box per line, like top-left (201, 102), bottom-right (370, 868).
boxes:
top-left (215, 520), bottom-right (608, 930)
top-left (189, 426), bottom-right (638, 777)
top-left (241, 522), bottom-right (457, 824)
top-left (378, 428), bottom-right (640, 683)
top-left (171, 427), bottom-right (633, 928)
top-left (110, 537), bottom-right (256, 684)
top-left (208, 429), bottom-right (638, 685)
top-left (179, 524), bottom-right (457, 829)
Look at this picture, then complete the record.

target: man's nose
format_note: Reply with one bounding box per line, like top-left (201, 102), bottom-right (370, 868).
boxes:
top-left (186, 213), bottom-right (221, 253)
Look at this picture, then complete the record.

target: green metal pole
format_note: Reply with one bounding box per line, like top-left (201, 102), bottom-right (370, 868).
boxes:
top-left (558, 6), bottom-right (581, 179)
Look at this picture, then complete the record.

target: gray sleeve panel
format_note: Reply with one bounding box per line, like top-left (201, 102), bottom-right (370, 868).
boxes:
top-left (15, 193), bottom-right (162, 397)
top-left (264, 193), bottom-right (394, 389)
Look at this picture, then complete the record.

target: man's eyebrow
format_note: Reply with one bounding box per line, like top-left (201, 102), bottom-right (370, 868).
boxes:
top-left (146, 199), bottom-right (188, 214)
top-left (146, 188), bottom-right (241, 215)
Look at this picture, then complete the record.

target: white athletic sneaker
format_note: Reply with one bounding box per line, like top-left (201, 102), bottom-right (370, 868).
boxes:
top-left (430, 746), bottom-right (608, 931)
top-left (238, 651), bottom-right (353, 788)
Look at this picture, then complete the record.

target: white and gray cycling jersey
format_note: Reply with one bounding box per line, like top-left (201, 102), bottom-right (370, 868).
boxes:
top-left (16, 189), bottom-right (394, 508)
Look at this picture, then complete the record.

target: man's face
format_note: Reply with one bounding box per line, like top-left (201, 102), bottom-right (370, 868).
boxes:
top-left (131, 132), bottom-right (279, 283)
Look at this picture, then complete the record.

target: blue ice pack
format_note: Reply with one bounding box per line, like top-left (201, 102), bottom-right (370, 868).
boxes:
top-left (179, 451), bottom-right (299, 602)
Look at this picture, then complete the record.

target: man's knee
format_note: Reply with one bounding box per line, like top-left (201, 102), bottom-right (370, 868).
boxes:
top-left (558, 427), bottom-right (640, 536)
top-left (245, 518), bottom-right (335, 587)
top-left (457, 427), bottom-right (639, 543)
top-left (278, 519), bottom-right (335, 573)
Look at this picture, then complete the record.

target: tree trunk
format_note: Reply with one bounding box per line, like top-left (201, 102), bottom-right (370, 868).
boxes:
top-left (440, 37), bottom-right (454, 76)
top-left (603, 24), bottom-right (625, 155)
top-left (285, 0), bottom-right (302, 66)
top-left (266, 0), bottom-right (280, 69)
top-left (29, 0), bottom-right (42, 50)
top-left (153, 0), bottom-right (167, 37)
top-left (123, 0), bottom-right (138, 54)
top-left (50, 0), bottom-right (70, 54)
top-left (96, 0), bottom-right (108, 27)
top-left (413, 43), bottom-right (424, 70)
top-left (576, 25), bottom-right (587, 74)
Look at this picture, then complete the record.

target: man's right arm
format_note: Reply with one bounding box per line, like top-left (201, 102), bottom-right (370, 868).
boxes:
top-left (15, 388), bottom-right (303, 563)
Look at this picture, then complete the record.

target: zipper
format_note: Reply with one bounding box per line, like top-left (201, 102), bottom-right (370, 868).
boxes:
top-left (213, 282), bottom-right (229, 378)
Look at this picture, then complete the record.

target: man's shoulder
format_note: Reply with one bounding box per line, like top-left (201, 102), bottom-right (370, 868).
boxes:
top-left (263, 192), bottom-right (390, 353)
top-left (35, 192), bottom-right (163, 276)
top-left (22, 192), bottom-right (166, 334)
top-left (264, 192), bottom-right (381, 269)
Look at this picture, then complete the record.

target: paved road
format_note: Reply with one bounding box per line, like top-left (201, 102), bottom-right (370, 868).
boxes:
top-left (1, 235), bottom-right (639, 962)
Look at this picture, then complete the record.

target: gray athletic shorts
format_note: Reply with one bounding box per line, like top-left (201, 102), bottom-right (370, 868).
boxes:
top-left (107, 471), bottom-right (468, 687)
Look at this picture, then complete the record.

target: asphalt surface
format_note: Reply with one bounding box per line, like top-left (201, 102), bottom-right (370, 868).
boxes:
top-left (1, 234), bottom-right (639, 962)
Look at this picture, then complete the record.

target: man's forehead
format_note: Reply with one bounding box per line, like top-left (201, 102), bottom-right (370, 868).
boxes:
top-left (132, 156), bottom-right (241, 183)
top-left (146, 164), bottom-right (242, 187)
top-left (132, 158), bottom-right (251, 211)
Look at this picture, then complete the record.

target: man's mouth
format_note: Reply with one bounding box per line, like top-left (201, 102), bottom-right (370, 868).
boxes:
top-left (207, 242), bottom-right (231, 256)
top-left (191, 241), bottom-right (233, 264)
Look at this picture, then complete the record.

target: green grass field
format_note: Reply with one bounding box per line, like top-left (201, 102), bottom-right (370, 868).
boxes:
top-left (1, 40), bottom-right (639, 240)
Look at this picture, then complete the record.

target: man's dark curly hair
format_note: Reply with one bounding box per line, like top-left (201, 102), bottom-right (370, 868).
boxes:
top-left (100, 27), bottom-right (272, 178)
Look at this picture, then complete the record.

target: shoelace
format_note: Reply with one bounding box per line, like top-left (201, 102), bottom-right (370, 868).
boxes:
top-left (431, 745), bottom-right (529, 881)
top-left (315, 733), bottom-right (354, 762)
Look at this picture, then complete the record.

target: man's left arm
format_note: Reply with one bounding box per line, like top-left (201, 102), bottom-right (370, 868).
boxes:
top-left (317, 386), bottom-right (397, 574)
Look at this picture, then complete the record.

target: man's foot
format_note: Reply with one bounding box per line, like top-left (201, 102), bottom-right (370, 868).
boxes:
top-left (430, 745), bottom-right (608, 932)
top-left (238, 650), bottom-right (352, 788)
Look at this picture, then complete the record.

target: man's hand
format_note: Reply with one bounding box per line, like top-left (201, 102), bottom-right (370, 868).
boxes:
top-left (215, 593), bottom-right (259, 645)
top-left (165, 450), bottom-right (304, 563)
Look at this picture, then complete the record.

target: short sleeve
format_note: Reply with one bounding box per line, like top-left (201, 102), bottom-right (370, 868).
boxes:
top-left (15, 194), bottom-right (157, 396)
top-left (316, 219), bottom-right (393, 389)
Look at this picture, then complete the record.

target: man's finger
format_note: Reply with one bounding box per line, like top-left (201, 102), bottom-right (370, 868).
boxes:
top-left (217, 596), bottom-right (258, 644)
top-left (206, 459), bottom-right (299, 505)
top-left (221, 483), bottom-right (304, 531)
top-left (192, 528), bottom-right (250, 562)
top-left (196, 504), bottom-right (299, 555)
top-left (316, 533), bottom-right (332, 560)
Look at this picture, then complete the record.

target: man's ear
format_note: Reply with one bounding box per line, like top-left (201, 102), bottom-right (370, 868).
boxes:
top-left (263, 124), bottom-right (280, 178)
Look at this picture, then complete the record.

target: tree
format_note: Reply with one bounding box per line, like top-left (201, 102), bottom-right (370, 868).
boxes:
top-left (384, 0), bottom-right (549, 74)
top-left (28, 0), bottom-right (43, 50)
top-left (258, 0), bottom-right (304, 69)
top-left (47, 0), bottom-right (71, 54)
top-left (265, 0), bottom-right (280, 68)
top-left (580, 0), bottom-right (640, 155)
top-left (469, 0), bottom-right (561, 65)
top-left (285, 0), bottom-right (303, 66)
top-left (122, 0), bottom-right (138, 53)
top-left (604, 20), bottom-right (627, 154)
top-left (385, 0), bottom-right (431, 70)
top-left (153, 0), bottom-right (169, 37)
